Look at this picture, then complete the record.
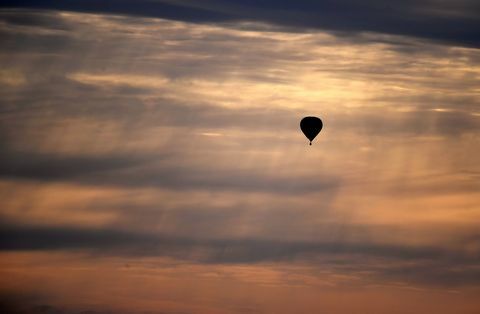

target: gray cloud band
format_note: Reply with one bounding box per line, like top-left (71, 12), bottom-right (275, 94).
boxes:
top-left (1, 224), bottom-right (480, 287)
top-left (1, 0), bottom-right (480, 48)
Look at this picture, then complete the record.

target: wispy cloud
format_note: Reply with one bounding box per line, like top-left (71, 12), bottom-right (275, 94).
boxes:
top-left (2, 1), bottom-right (480, 47)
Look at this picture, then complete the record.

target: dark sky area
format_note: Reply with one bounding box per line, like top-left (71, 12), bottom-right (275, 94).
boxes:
top-left (3, 0), bottom-right (480, 46)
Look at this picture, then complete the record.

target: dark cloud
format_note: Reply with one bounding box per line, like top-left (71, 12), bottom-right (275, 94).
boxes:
top-left (330, 110), bottom-right (480, 137)
top-left (0, 293), bottom-right (46, 314)
top-left (0, 292), bottom-right (181, 314)
top-left (0, 10), bottom-right (72, 31)
top-left (87, 164), bottom-right (340, 193)
top-left (0, 295), bottom-right (186, 314)
top-left (0, 1), bottom-right (233, 23)
top-left (381, 263), bottom-right (480, 287)
top-left (0, 151), bottom-right (154, 181)
top-left (2, 1), bottom-right (480, 47)
top-left (0, 149), bottom-right (340, 194)
top-left (1, 223), bottom-right (480, 287)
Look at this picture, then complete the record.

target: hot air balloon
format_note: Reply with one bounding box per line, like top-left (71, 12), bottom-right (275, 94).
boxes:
top-left (300, 116), bottom-right (323, 145)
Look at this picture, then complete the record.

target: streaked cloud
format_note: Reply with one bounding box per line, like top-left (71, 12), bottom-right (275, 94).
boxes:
top-left (0, 8), bottom-right (479, 314)
top-left (2, 1), bottom-right (480, 47)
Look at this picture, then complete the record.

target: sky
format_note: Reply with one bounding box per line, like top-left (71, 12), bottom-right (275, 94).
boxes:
top-left (0, 1), bottom-right (480, 313)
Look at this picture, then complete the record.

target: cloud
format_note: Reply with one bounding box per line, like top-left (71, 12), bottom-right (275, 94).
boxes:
top-left (0, 296), bottom-right (45, 314)
top-left (0, 9), bottom-right (480, 302)
top-left (0, 10), bottom-right (478, 210)
top-left (0, 151), bottom-right (153, 181)
top-left (2, 0), bottom-right (480, 47)
top-left (0, 292), bottom-right (187, 314)
top-left (0, 149), bottom-right (340, 194)
top-left (0, 9), bottom-right (72, 31)
top-left (1, 223), bottom-right (480, 287)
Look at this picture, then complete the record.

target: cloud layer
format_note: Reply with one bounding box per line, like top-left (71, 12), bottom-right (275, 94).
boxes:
top-left (2, 0), bottom-right (480, 47)
top-left (0, 8), bottom-right (480, 314)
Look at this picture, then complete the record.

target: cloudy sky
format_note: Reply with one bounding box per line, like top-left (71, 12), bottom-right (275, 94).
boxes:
top-left (1, 1), bottom-right (480, 313)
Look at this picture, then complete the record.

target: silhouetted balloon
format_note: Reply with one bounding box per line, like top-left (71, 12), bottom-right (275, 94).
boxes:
top-left (300, 116), bottom-right (323, 145)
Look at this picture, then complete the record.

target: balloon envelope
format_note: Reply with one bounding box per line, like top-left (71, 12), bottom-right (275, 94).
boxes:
top-left (300, 116), bottom-right (323, 145)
